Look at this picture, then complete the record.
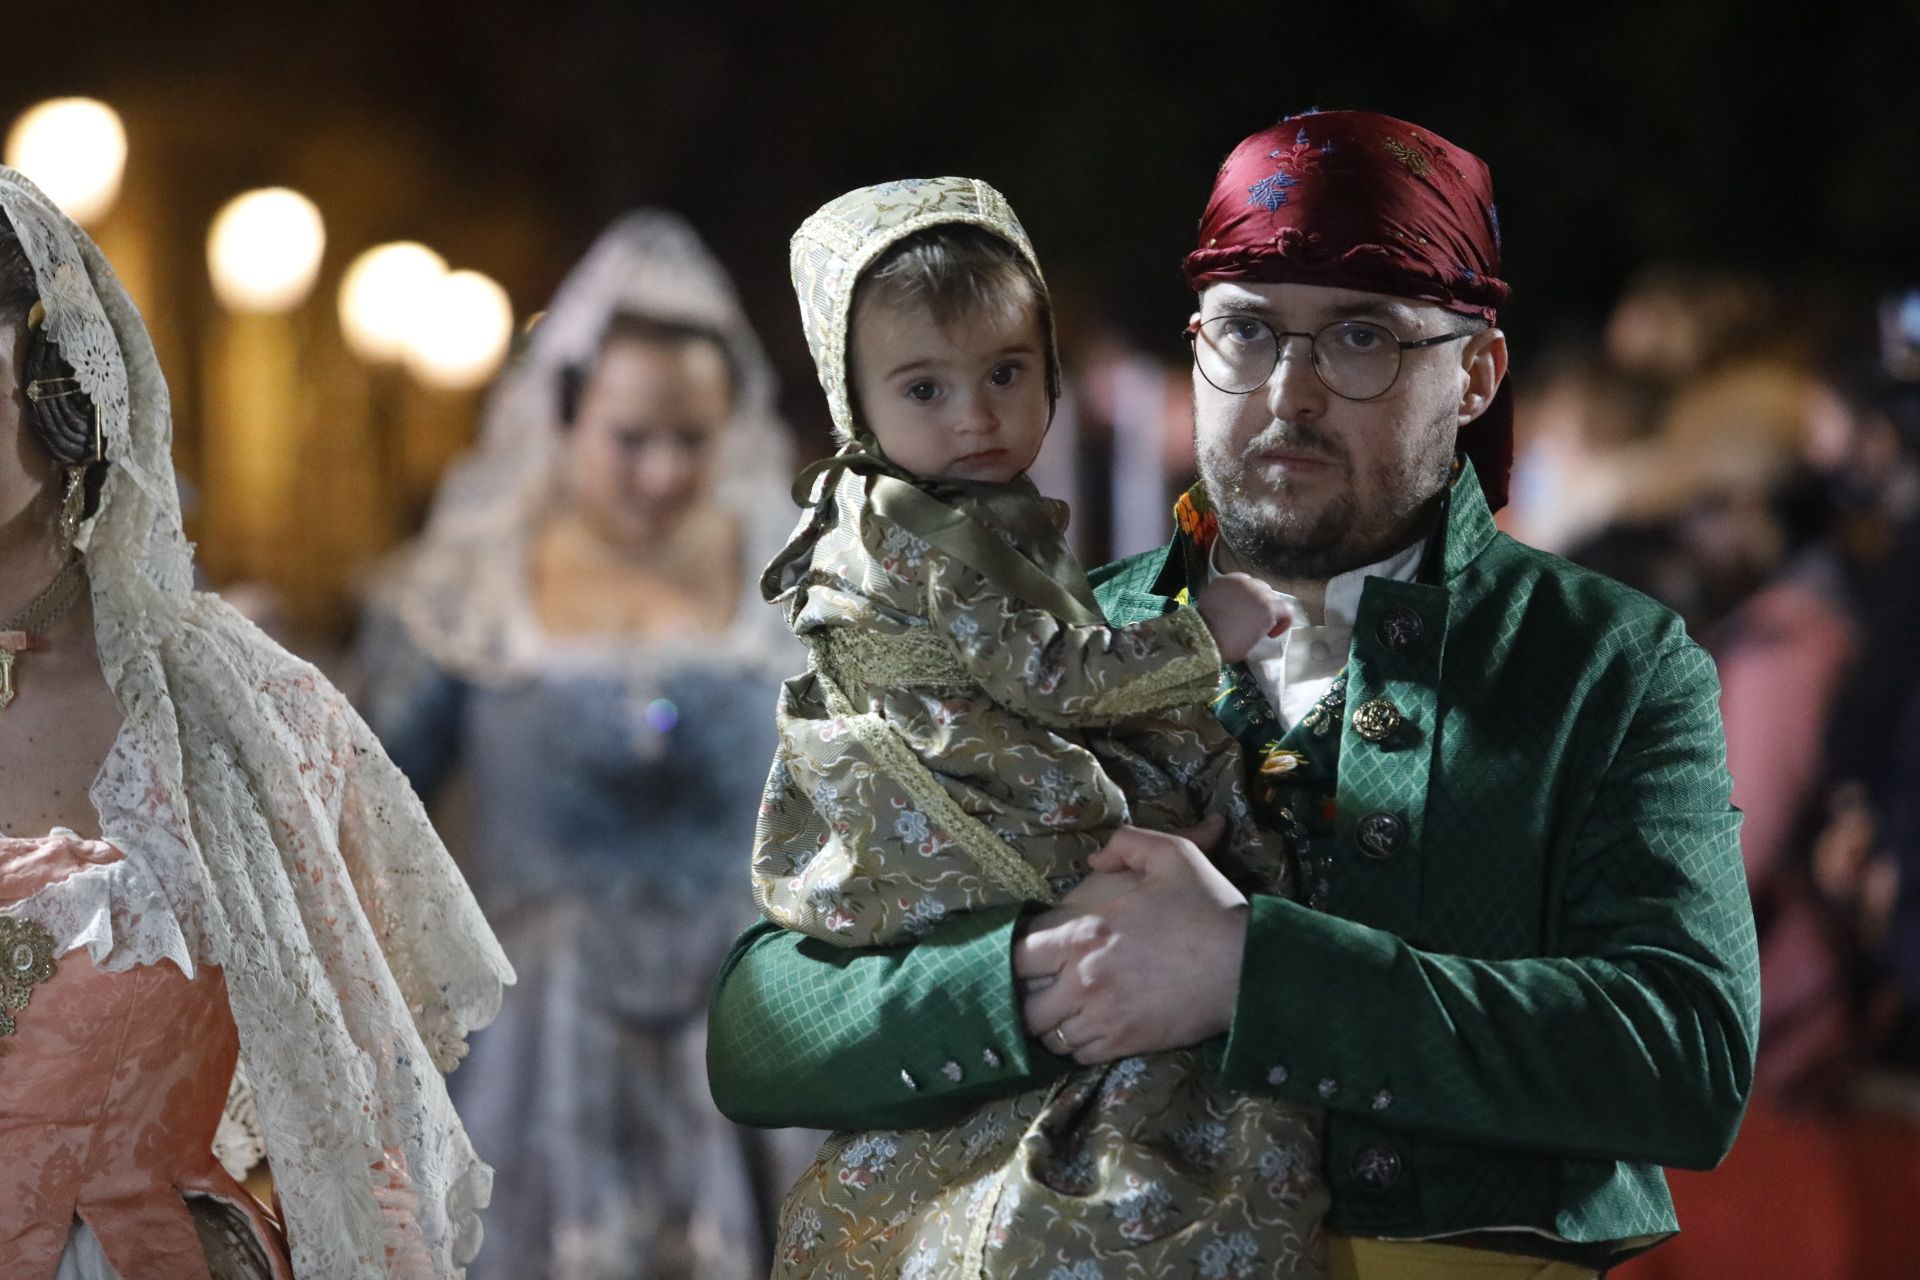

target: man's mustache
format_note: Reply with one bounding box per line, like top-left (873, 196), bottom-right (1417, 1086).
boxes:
top-left (1241, 420), bottom-right (1345, 467)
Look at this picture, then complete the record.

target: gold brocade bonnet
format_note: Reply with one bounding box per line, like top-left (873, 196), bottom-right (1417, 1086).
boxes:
top-left (789, 176), bottom-right (1061, 442)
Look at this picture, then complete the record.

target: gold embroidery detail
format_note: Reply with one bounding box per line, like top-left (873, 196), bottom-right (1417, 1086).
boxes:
top-left (808, 658), bottom-right (1057, 906)
top-left (1381, 137), bottom-right (1433, 177)
top-left (1079, 608), bottom-right (1223, 721)
top-left (1260, 745), bottom-right (1309, 776)
top-left (815, 626), bottom-right (971, 692)
top-left (0, 915), bottom-right (57, 1036)
top-left (1299, 673), bottom-right (1349, 739)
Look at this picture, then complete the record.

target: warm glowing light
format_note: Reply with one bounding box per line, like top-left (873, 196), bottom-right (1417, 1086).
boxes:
top-left (5, 99), bottom-right (128, 225)
top-left (338, 242), bottom-right (448, 362)
top-left (206, 188), bottom-right (326, 313)
top-left (403, 269), bottom-right (513, 390)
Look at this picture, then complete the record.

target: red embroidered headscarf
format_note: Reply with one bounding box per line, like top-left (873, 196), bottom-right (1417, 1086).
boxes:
top-left (1184, 110), bottom-right (1514, 510)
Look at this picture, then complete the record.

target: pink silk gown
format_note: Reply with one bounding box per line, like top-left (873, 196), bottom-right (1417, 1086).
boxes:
top-left (0, 837), bottom-right (293, 1280)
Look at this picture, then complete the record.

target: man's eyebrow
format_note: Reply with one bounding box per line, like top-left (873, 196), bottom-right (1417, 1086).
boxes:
top-left (1323, 299), bottom-right (1420, 326)
top-left (1205, 295), bottom-right (1424, 328)
top-left (1206, 296), bottom-right (1274, 318)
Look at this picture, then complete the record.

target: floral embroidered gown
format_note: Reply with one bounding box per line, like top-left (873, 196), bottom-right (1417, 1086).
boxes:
top-left (748, 174), bottom-right (1328, 1279)
top-left (751, 453), bottom-right (1330, 1279)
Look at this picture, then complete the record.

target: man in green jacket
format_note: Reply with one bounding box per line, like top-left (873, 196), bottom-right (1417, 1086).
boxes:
top-left (709, 110), bottom-right (1759, 1278)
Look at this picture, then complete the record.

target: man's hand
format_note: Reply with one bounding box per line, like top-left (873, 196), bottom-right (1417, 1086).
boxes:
top-left (1014, 817), bottom-right (1249, 1063)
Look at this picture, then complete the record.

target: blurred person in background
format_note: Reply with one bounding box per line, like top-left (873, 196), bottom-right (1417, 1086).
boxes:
top-left (1502, 348), bottom-right (1662, 553)
top-left (1604, 266), bottom-right (1780, 391)
top-left (1614, 309), bottom-right (1920, 1280)
top-left (355, 213), bottom-right (811, 1280)
top-left (0, 168), bottom-right (511, 1278)
top-left (1575, 354), bottom-right (1864, 1098)
top-left (1824, 307), bottom-right (1920, 1071)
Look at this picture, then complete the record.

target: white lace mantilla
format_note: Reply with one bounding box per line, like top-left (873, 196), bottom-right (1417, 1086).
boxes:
top-left (0, 167), bottom-right (513, 1278)
top-left (374, 209), bottom-right (796, 685)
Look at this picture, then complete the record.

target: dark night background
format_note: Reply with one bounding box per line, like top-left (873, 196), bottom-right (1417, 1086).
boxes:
top-left (17, 0), bottom-right (1920, 447)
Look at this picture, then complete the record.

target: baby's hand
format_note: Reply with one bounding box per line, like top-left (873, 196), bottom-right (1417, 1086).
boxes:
top-left (1195, 573), bottom-right (1290, 663)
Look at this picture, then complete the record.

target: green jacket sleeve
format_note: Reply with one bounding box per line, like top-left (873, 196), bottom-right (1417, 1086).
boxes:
top-left (706, 903), bottom-right (1071, 1131)
top-left (1220, 638), bottom-right (1759, 1171)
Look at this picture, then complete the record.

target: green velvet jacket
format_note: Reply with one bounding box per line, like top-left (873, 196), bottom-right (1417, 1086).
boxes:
top-left (707, 460), bottom-right (1760, 1249)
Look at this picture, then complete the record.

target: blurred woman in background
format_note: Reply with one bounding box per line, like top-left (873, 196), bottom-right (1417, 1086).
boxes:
top-left (356, 212), bottom-right (811, 1280)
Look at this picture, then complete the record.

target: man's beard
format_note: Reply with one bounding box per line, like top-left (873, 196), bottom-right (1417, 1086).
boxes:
top-left (1196, 405), bottom-right (1455, 581)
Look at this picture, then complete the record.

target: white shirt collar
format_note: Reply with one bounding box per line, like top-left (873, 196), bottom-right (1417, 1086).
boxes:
top-left (1205, 534), bottom-right (1428, 631)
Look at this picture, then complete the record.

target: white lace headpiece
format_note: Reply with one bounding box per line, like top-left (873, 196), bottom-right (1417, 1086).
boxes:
top-left (0, 167), bottom-right (512, 1277)
top-left (380, 209), bottom-right (796, 681)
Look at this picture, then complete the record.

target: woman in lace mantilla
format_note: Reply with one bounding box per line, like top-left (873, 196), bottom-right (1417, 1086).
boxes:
top-left (355, 212), bottom-right (814, 1280)
top-left (0, 168), bottom-right (512, 1280)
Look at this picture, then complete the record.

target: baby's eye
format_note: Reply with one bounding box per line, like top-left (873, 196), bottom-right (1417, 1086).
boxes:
top-left (988, 362), bottom-right (1023, 387)
top-left (905, 380), bottom-right (939, 402)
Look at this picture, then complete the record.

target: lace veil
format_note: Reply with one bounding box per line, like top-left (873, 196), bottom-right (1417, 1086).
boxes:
top-left (0, 168), bottom-right (512, 1277)
top-left (375, 210), bottom-right (795, 682)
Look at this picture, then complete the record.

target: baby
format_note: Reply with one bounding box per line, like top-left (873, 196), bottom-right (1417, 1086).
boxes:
top-left (754, 177), bottom-right (1327, 1279)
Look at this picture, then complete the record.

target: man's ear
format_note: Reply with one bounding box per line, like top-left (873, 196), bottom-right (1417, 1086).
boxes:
top-left (1457, 328), bottom-right (1508, 426)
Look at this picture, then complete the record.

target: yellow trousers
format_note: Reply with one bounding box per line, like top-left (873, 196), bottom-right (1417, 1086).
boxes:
top-left (1325, 1234), bottom-right (1604, 1279)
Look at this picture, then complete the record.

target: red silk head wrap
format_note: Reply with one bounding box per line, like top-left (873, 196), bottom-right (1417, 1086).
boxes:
top-left (1184, 110), bottom-right (1514, 510)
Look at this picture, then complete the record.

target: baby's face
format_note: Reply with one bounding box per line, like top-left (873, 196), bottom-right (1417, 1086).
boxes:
top-left (849, 295), bottom-right (1049, 484)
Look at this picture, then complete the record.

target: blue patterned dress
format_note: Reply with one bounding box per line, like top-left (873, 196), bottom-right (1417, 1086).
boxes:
top-left (357, 593), bottom-right (811, 1280)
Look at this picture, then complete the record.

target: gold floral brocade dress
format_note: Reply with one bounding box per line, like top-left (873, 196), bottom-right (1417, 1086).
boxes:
top-left (751, 458), bottom-right (1329, 1278)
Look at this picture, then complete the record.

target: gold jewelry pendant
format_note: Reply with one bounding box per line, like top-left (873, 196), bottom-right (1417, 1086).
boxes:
top-left (0, 915), bottom-right (57, 1036)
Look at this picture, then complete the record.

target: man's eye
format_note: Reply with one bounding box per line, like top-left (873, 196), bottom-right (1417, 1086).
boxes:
top-left (1223, 319), bottom-right (1266, 344)
top-left (906, 381), bottom-right (939, 402)
top-left (1336, 323), bottom-right (1389, 352)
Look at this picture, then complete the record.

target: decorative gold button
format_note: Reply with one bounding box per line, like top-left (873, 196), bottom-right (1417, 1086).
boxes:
top-left (1351, 698), bottom-right (1404, 743)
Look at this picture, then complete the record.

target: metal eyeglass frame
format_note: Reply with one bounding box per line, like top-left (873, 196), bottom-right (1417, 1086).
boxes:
top-left (1184, 315), bottom-right (1476, 402)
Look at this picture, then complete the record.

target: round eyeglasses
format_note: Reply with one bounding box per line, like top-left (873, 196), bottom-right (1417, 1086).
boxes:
top-left (1186, 315), bottom-right (1475, 401)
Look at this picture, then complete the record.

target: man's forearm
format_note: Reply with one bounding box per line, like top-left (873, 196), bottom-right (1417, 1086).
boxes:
top-left (1221, 892), bottom-right (1755, 1170)
top-left (706, 905), bottom-right (1068, 1131)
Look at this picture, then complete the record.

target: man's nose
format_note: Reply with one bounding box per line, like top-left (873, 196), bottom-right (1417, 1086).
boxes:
top-left (1264, 334), bottom-right (1327, 423)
